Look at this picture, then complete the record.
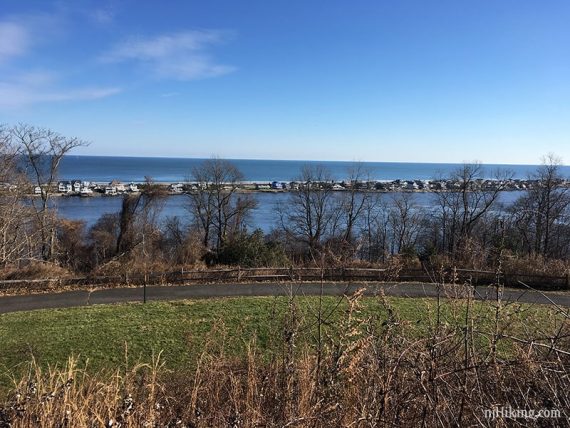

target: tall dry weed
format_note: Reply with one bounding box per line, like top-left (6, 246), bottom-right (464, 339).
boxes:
top-left (2, 290), bottom-right (570, 427)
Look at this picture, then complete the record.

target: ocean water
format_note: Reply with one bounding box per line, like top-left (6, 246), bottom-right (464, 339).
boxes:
top-left (59, 156), bottom-right (570, 183)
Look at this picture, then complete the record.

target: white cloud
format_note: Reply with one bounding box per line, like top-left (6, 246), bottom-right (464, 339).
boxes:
top-left (0, 72), bottom-right (121, 109)
top-left (0, 11), bottom-right (64, 62)
top-left (0, 21), bottom-right (30, 62)
top-left (104, 31), bottom-right (226, 60)
top-left (16, 70), bottom-right (58, 86)
top-left (102, 30), bottom-right (236, 80)
top-left (0, 13), bottom-right (120, 109)
top-left (155, 55), bottom-right (236, 80)
top-left (90, 7), bottom-right (116, 25)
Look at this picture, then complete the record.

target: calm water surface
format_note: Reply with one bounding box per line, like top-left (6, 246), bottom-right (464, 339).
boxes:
top-left (53, 191), bottom-right (524, 233)
top-left (53, 156), bottom-right (543, 231)
top-left (59, 156), bottom-right (570, 183)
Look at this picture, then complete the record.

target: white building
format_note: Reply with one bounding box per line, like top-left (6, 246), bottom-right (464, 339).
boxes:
top-left (104, 186), bottom-right (117, 195)
top-left (169, 183), bottom-right (184, 193)
top-left (58, 181), bottom-right (72, 193)
top-left (109, 180), bottom-right (125, 193)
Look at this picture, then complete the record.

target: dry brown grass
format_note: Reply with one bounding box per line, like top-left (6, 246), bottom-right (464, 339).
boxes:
top-left (503, 253), bottom-right (570, 277)
top-left (90, 249), bottom-right (208, 280)
top-left (1, 286), bottom-right (569, 427)
top-left (0, 261), bottom-right (73, 281)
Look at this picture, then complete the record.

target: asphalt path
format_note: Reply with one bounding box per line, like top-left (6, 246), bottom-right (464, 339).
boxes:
top-left (1, 282), bottom-right (569, 314)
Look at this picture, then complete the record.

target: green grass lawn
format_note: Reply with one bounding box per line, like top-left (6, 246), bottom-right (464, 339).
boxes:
top-left (0, 295), bottom-right (564, 392)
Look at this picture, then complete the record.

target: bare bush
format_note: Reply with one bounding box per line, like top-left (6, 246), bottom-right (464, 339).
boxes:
top-left (2, 292), bottom-right (569, 427)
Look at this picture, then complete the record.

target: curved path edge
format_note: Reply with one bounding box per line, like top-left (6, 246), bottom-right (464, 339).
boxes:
top-left (1, 282), bottom-right (570, 314)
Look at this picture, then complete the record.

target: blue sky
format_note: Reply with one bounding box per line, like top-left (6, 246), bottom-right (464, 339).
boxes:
top-left (1, 0), bottom-right (569, 164)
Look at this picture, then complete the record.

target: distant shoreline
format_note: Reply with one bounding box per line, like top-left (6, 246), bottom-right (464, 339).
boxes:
top-left (23, 176), bottom-right (570, 198)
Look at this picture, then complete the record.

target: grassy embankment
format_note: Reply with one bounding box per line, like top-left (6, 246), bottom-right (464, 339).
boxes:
top-left (0, 295), bottom-right (563, 381)
top-left (0, 295), bottom-right (568, 426)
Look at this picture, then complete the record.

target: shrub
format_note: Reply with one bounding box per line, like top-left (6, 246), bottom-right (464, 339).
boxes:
top-left (216, 229), bottom-right (289, 267)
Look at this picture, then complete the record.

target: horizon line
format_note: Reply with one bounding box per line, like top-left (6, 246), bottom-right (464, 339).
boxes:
top-left (65, 154), bottom-right (559, 168)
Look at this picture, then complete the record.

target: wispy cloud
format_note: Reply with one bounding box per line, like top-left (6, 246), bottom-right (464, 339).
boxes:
top-left (0, 12), bottom-right (64, 65)
top-left (102, 30), bottom-right (236, 80)
top-left (90, 7), bottom-right (116, 25)
top-left (0, 12), bottom-right (121, 109)
top-left (0, 21), bottom-right (31, 62)
top-left (103, 30), bottom-right (227, 60)
top-left (0, 71), bottom-right (121, 109)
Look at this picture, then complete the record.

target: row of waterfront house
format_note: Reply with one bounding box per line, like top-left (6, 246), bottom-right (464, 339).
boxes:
top-left (56, 180), bottom-right (139, 196)
top-left (255, 178), bottom-right (568, 192)
top-left (19, 176), bottom-right (569, 197)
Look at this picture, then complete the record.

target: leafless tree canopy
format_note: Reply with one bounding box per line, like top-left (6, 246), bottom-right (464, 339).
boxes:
top-left (278, 164), bottom-right (336, 257)
top-left (0, 124), bottom-right (88, 264)
top-left (187, 158), bottom-right (256, 257)
top-left (432, 162), bottom-right (514, 260)
top-left (0, 131), bottom-right (568, 279)
top-left (508, 154), bottom-right (570, 258)
top-left (12, 123), bottom-right (89, 206)
top-left (9, 124), bottom-right (89, 260)
top-left (0, 125), bottom-right (34, 266)
top-left (116, 177), bottom-right (167, 256)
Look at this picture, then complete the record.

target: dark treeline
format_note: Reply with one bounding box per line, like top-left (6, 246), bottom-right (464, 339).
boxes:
top-left (1, 124), bottom-right (569, 278)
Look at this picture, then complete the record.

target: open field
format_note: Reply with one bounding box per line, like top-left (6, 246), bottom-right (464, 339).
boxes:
top-left (1, 295), bottom-right (569, 426)
top-left (0, 295), bottom-right (565, 383)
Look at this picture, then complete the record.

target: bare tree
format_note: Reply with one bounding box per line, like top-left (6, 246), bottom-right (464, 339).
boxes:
top-left (116, 177), bottom-right (167, 256)
top-left (187, 158), bottom-right (256, 255)
top-left (278, 164), bottom-right (335, 257)
top-left (11, 124), bottom-right (88, 260)
top-left (509, 154), bottom-right (570, 258)
top-left (388, 193), bottom-right (423, 255)
top-left (359, 193), bottom-right (389, 262)
top-left (159, 216), bottom-right (204, 266)
top-left (433, 162), bottom-right (512, 260)
top-left (332, 163), bottom-right (370, 256)
top-left (0, 125), bottom-right (36, 265)
top-left (88, 213), bottom-right (120, 267)
top-left (0, 125), bottom-right (17, 182)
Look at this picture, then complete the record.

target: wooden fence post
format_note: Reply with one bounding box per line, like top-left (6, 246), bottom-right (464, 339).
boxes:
top-left (143, 273), bottom-right (148, 304)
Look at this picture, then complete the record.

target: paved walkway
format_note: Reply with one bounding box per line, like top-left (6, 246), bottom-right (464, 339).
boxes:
top-left (1, 282), bottom-right (569, 314)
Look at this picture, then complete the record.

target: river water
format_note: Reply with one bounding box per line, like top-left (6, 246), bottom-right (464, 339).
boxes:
top-left (53, 191), bottom-right (524, 233)
top-left (52, 156), bottom-right (547, 231)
